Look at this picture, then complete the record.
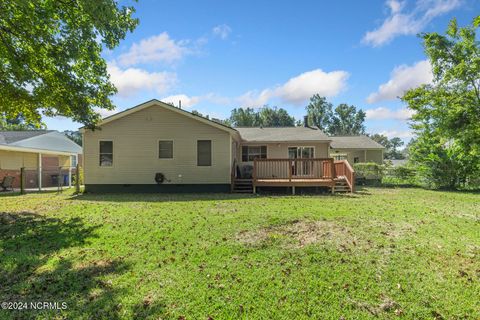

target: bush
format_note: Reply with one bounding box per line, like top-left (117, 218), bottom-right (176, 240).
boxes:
top-left (383, 165), bottom-right (417, 186)
top-left (353, 163), bottom-right (384, 185)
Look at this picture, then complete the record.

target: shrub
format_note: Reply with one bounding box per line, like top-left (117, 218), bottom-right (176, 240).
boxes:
top-left (353, 163), bottom-right (384, 184)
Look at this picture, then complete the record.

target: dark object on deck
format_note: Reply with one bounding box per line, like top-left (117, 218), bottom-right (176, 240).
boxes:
top-left (1, 176), bottom-right (15, 191)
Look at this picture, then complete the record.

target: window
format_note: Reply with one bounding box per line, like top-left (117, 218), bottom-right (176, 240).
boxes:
top-left (354, 157), bottom-right (360, 163)
top-left (99, 141), bottom-right (113, 166)
top-left (332, 154), bottom-right (347, 161)
top-left (197, 140), bottom-right (212, 166)
top-left (242, 146), bottom-right (267, 162)
top-left (288, 147), bottom-right (314, 159)
top-left (159, 140), bottom-right (173, 159)
top-left (71, 155), bottom-right (77, 167)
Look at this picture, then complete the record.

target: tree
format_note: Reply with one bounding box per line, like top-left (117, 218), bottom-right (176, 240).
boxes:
top-left (403, 16), bottom-right (480, 188)
top-left (258, 107), bottom-right (295, 127)
top-left (0, 113), bottom-right (45, 130)
top-left (306, 94), bottom-right (333, 130)
top-left (229, 108), bottom-right (261, 127)
top-left (0, 0), bottom-right (138, 128)
top-left (304, 95), bottom-right (366, 135)
top-left (329, 103), bottom-right (366, 135)
top-left (369, 134), bottom-right (405, 159)
top-left (389, 137), bottom-right (405, 159)
top-left (229, 106), bottom-right (295, 127)
top-left (63, 130), bottom-right (82, 146)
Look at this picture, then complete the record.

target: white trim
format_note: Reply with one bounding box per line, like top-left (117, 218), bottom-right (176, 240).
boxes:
top-left (241, 145), bottom-right (268, 162)
top-left (0, 144), bottom-right (75, 156)
top-left (81, 100), bottom-right (237, 135)
top-left (287, 146), bottom-right (315, 158)
top-left (158, 139), bottom-right (175, 160)
top-left (98, 139), bottom-right (114, 168)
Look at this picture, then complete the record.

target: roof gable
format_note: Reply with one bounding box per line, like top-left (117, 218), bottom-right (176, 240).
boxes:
top-left (84, 99), bottom-right (237, 135)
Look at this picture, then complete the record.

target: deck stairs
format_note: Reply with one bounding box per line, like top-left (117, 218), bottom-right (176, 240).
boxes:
top-left (232, 178), bottom-right (254, 193)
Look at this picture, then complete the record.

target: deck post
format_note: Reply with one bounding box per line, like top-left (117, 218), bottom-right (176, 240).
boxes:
top-left (292, 186), bottom-right (295, 195)
top-left (20, 167), bottom-right (26, 194)
top-left (331, 185), bottom-right (335, 194)
top-left (38, 153), bottom-right (42, 191)
top-left (253, 185), bottom-right (256, 194)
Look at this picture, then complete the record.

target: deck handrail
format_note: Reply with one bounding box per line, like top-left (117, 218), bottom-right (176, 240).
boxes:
top-left (334, 160), bottom-right (355, 192)
top-left (253, 158), bottom-right (335, 181)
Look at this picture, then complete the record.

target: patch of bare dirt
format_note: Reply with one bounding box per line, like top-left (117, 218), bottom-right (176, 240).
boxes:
top-left (236, 220), bottom-right (361, 249)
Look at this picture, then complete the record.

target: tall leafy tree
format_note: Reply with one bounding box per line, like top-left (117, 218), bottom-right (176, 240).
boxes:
top-left (403, 16), bottom-right (480, 188)
top-left (258, 107), bottom-right (295, 127)
top-left (229, 108), bottom-right (261, 127)
top-left (63, 130), bottom-right (82, 146)
top-left (0, 0), bottom-right (138, 128)
top-left (329, 104), bottom-right (366, 135)
top-left (229, 106), bottom-right (294, 127)
top-left (306, 94), bottom-right (333, 130)
top-left (369, 134), bottom-right (405, 159)
top-left (0, 113), bottom-right (45, 130)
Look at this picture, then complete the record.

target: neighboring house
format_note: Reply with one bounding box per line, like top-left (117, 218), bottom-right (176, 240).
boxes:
top-left (82, 100), bottom-right (384, 194)
top-left (0, 131), bottom-right (82, 189)
top-left (330, 136), bottom-right (384, 164)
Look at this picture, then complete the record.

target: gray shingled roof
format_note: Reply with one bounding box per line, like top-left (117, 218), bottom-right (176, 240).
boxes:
top-left (236, 127), bottom-right (330, 142)
top-left (330, 135), bottom-right (385, 149)
top-left (0, 130), bottom-right (54, 144)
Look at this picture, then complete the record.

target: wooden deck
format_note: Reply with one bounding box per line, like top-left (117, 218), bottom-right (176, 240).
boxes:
top-left (250, 158), bottom-right (355, 194)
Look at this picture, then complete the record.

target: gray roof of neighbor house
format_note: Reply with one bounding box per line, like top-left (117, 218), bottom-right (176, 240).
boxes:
top-left (236, 126), bottom-right (331, 142)
top-left (0, 130), bottom-right (55, 144)
top-left (0, 131), bottom-right (82, 154)
top-left (330, 135), bottom-right (385, 149)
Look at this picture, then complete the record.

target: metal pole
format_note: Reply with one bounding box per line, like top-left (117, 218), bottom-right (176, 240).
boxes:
top-left (20, 167), bottom-right (25, 194)
top-left (75, 163), bottom-right (80, 194)
top-left (38, 153), bottom-right (42, 191)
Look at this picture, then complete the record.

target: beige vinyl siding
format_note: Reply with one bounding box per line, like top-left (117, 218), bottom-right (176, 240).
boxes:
top-left (0, 150), bottom-right (38, 169)
top-left (83, 105), bottom-right (231, 184)
top-left (331, 148), bottom-right (383, 165)
top-left (237, 142), bottom-right (330, 165)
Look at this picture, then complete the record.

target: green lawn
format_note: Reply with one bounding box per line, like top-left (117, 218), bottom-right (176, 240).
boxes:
top-left (0, 188), bottom-right (479, 319)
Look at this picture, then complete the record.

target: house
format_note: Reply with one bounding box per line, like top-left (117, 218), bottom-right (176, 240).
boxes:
top-left (0, 130), bottom-right (82, 189)
top-left (82, 99), bottom-right (384, 194)
top-left (330, 136), bottom-right (384, 164)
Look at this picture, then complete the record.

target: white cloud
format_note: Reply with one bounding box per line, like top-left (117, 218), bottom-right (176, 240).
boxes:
top-left (108, 62), bottom-right (177, 97)
top-left (160, 93), bottom-right (231, 109)
top-left (96, 108), bottom-right (118, 118)
top-left (363, 0), bottom-right (461, 47)
top-left (366, 107), bottom-right (415, 120)
top-left (161, 94), bottom-right (201, 108)
top-left (117, 32), bottom-right (189, 66)
top-left (378, 129), bottom-right (414, 139)
top-left (367, 60), bottom-right (433, 103)
top-left (238, 69), bottom-right (350, 107)
top-left (212, 24), bottom-right (232, 39)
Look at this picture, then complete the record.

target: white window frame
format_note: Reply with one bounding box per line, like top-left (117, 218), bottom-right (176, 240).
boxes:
top-left (287, 146), bottom-right (315, 159)
top-left (242, 145), bottom-right (267, 162)
top-left (158, 139), bottom-right (174, 160)
top-left (99, 140), bottom-right (114, 167)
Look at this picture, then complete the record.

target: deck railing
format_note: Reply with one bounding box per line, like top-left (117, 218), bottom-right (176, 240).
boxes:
top-left (334, 160), bottom-right (355, 192)
top-left (253, 158), bottom-right (335, 181)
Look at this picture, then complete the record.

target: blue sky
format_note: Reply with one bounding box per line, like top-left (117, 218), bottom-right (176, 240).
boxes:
top-left (45, 0), bottom-right (479, 141)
